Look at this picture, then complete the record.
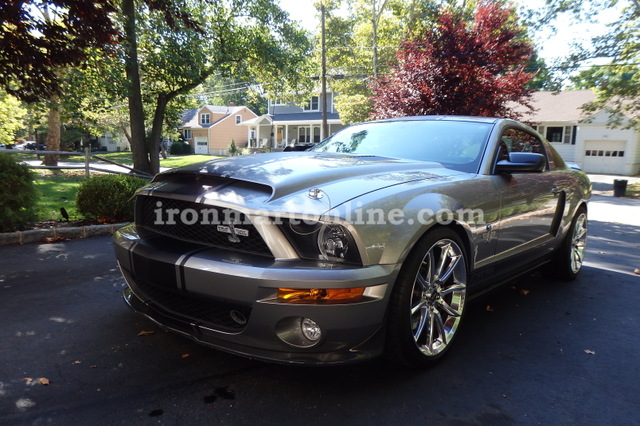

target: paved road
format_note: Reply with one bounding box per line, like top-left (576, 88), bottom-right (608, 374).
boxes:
top-left (1, 196), bottom-right (639, 425)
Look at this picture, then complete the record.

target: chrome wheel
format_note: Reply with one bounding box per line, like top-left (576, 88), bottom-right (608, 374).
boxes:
top-left (570, 212), bottom-right (587, 274)
top-left (409, 238), bottom-right (467, 357)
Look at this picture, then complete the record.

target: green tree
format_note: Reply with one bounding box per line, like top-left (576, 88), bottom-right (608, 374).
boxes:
top-left (197, 75), bottom-right (268, 115)
top-left (0, 92), bottom-right (27, 145)
top-left (314, 0), bottom-right (544, 123)
top-left (532, 0), bottom-right (639, 128)
top-left (120, 0), bottom-right (311, 174)
top-left (315, 0), bottom-right (442, 123)
top-left (526, 53), bottom-right (562, 91)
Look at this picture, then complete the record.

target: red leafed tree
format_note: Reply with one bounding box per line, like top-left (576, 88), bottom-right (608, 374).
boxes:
top-left (371, 1), bottom-right (535, 120)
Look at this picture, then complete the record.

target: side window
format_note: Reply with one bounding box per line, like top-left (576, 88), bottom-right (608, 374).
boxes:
top-left (498, 128), bottom-right (548, 168)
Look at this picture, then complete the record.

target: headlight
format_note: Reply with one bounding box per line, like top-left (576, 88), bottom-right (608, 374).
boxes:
top-left (278, 219), bottom-right (362, 265)
top-left (318, 224), bottom-right (350, 261)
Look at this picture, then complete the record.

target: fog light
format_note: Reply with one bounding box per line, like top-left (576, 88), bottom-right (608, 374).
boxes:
top-left (301, 318), bottom-right (321, 341)
top-left (275, 317), bottom-right (323, 348)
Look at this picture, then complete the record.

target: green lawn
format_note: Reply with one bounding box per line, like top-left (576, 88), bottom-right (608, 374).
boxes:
top-left (626, 182), bottom-right (640, 198)
top-left (160, 155), bottom-right (214, 168)
top-left (33, 171), bottom-right (86, 222)
top-left (58, 152), bottom-right (215, 167)
top-left (76, 152), bottom-right (214, 169)
top-left (30, 155), bottom-right (217, 222)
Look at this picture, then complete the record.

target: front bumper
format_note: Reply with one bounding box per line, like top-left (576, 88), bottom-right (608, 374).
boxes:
top-left (114, 224), bottom-right (400, 365)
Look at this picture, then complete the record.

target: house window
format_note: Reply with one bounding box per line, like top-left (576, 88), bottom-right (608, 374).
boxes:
top-left (546, 127), bottom-right (564, 143)
top-left (313, 127), bottom-right (321, 143)
top-left (303, 96), bottom-right (319, 111)
top-left (201, 113), bottom-right (210, 124)
top-left (183, 129), bottom-right (192, 139)
top-left (619, 151), bottom-right (625, 157)
top-left (563, 126), bottom-right (574, 144)
top-left (299, 127), bottom-right (309, 143)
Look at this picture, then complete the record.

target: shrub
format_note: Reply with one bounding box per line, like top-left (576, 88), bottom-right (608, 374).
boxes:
top-left (76, 174), bottom-right (148, 223)
top-left (170, 141), bottom-right (191, 155)
top-left (228, 139), bottom-right (239, 156)
top-left (0, 153), bottom-right (37, 231)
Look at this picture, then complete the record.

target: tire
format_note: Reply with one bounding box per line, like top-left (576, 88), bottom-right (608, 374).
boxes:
top-left (545, 206), bottom-right (588, 281)
top-left (386, 228), bottom-right (468, 368)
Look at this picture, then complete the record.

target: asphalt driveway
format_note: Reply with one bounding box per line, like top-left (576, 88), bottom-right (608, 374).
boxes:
top-left (0, 185), bottom-right (638, 425)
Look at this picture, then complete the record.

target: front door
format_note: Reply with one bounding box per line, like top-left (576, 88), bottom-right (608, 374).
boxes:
top-left (492, 128), bottom-right (561, 260)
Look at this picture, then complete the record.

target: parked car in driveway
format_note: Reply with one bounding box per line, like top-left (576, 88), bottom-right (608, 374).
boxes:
top-left (113, 116), bottom-right (591, 367)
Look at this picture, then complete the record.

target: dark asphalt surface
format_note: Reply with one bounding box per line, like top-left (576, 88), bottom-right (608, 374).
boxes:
top-left (1, 200), bottom-right (639, 425)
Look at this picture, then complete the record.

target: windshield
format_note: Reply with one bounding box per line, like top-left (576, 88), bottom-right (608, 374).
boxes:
top-left (310, 120), bottom-right (493, 172)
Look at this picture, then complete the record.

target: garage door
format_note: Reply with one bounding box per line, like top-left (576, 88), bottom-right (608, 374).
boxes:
top-left (194, 137), bottom-right (209, 155)
top-left (582, 140), bottom-right (626, 174)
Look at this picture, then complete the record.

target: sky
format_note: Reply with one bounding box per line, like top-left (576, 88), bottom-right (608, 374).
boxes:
top-left (277, 0), bottom-right (620, 65)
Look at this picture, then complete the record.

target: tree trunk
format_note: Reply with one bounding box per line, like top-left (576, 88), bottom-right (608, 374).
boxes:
top-left (147, 74), bottom-right (214, 173)
top-left (43, 93), bottom-right (60, 166)
top-left (122, 0), bottom-right (152, 175)
top-left (148, 94), bottom-right (168, 174)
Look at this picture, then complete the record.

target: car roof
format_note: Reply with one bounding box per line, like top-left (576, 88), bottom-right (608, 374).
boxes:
top-left (372, 115), bottom-right (503, 125)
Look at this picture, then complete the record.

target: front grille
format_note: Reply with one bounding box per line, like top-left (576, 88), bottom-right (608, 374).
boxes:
top-left (136, 195), bottom-right (273, 257)
top-left (132, 275), bottom-right (251, 333)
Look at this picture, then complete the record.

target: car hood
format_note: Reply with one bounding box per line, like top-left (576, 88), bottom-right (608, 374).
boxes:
top-left (147, 152), bottom-right (463, 216)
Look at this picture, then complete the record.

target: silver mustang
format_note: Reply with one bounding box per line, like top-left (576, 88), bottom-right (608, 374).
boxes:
top-left (113, 116), bottom-right (591, 367)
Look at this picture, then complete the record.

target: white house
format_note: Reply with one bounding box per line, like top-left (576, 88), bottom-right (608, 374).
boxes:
top-left (97, 132), bottom-right (130, 152)
top-left (516, 90), bottom-right (640, 175)
top-left (241, 91), bottom-right (345, 149)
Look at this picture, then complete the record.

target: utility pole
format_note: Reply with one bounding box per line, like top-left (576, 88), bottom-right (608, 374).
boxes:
top-left (321, 3), bottom-right (328, 141)
top-left (372, 0), bottom-right (378, 79)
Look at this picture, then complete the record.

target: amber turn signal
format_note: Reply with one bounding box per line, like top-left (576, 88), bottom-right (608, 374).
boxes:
top-left (277, 287), bottom-right (365, 304)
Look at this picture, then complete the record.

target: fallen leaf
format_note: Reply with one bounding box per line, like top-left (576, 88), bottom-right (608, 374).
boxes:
top-left (73, 360), bottom-right (82, 365)
top-left (38, 378), bottom-right (50, 385)
top-left (486, 305), bottom-right (494, 312)
top-left (90, 365), bottom-right (97, 369)
top-left (519, 289), bottom-right (530, 296)
top-left (43, 236), bottom-right (69, 243)
top-left (137, 330), bottom-right (155, 336)
top-left (181, 353), bottom-right (191, 359)
top-left (584, 349), bottom-right (596, 355)
top-left (634, 268), bottom-right (640, 275)
top-left (23, 377), bottom-right (33, 383)
top-left (598, 251), bottom-right (607, 255)
top-left (215, 386), bottom-right (236, 400)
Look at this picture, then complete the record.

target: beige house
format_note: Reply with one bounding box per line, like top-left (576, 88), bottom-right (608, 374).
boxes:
top-left (179, 105), bottom-right (258, 156)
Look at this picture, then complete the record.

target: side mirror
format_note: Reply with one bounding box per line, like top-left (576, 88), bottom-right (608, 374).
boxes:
top-left (496, 152), bottom-right (546, 173)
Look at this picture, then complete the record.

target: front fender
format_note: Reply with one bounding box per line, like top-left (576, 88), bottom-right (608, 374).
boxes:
top-left (324, 182), bottom-right (479, 266)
